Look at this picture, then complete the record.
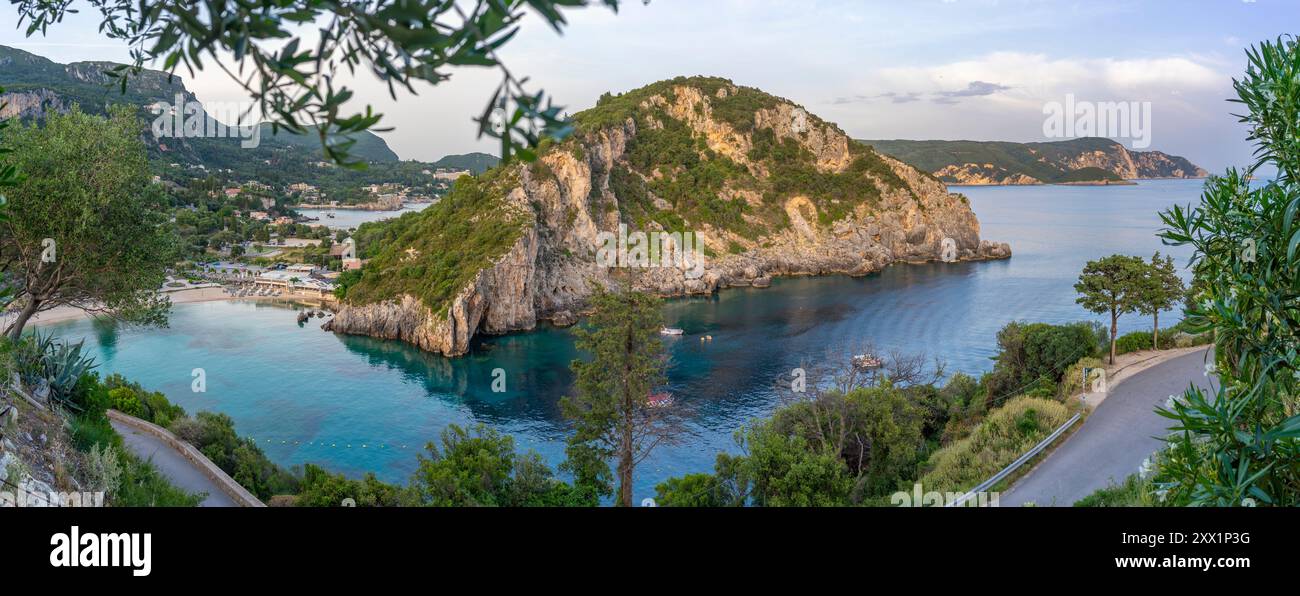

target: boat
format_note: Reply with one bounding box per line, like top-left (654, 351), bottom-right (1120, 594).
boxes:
top-left (648, 392), bottom-right (675, 408)
top-left (660, 327), bottom-right (684, 336)
top-left (852, 354), bottom-right (884, 369)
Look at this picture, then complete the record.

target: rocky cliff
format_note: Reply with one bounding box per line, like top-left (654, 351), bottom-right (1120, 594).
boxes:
top-left (864, 137), bottom-right (1207, 185)
top-left (327, 77), bottom-right (1011, 355)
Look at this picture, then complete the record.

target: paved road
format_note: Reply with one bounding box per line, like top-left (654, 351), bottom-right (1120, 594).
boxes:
top-left (111, 419), bottom-right (237, 507)
top-left (1001, 347), bottom-right (1215, 507)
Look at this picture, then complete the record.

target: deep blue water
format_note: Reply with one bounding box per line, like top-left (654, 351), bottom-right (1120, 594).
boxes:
top-left (46, 179), bottom-right (1203, 498)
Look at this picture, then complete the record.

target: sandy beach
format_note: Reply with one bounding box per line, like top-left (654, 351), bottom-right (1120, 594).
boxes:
top-left (26, 286), bottom-right (281, 327)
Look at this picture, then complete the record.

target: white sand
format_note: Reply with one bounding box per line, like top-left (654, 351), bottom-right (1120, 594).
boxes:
top-left (26, 287), bottom-right (279, 327)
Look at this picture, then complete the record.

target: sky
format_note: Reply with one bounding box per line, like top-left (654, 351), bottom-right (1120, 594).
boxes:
top-left (1, 0), bottom-right (1297, 172)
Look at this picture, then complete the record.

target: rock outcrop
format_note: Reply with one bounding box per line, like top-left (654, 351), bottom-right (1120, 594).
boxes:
top-left (327, 77), bottom-right (1011, 355)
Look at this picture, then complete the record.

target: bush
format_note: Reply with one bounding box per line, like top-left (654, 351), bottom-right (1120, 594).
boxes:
top-left (112, 449), bottom-right (204, 507)
top-left (1074, 474), bottom-right (1156, 507)
top-left (985, 322), bottom-right (1104, 401)
top-left (82, 442), bottom-right (123, 495)
top-left (1059, 357), bottom-right (1105, 398)
top-left (169, 411), bottom-right (299, 500)
top-left (295, 464), bottom-right (412, 507)
top-left (919, 396), bottom-right (1073, 493)
top-left (107, 386), bottom-right (145, 418)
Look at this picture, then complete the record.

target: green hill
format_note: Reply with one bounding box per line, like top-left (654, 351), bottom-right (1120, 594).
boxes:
top-left (0, 45), bottom-right (399, 166)
top-left (430, 152), bottom-right (499, 174)
top-left (861, 137), bottom-right (1205, 185)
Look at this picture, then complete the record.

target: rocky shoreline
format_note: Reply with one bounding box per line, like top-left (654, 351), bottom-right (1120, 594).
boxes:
top-left (325, 80), bottom-right (1012, 356)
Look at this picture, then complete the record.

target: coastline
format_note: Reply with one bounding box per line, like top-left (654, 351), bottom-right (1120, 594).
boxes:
top-left (948, 176), bottom-right (1205, 188)
top-left (27, 287), bottom-right (280, 328)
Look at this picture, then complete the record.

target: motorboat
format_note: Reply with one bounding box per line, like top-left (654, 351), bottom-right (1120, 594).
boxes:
top-left (648, 392), bottom-right (675, 408)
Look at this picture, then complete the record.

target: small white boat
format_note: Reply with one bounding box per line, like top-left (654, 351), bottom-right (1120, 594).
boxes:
top-left (660, 327), bottom-right (684, 336)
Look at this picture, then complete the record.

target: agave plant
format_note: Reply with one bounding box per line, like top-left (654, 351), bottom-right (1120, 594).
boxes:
top-left (12, 331), bottom-right (97, 411)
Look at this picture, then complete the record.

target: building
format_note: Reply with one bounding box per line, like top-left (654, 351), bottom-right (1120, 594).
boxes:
top-left (329, 237), bottom-right (357, 260)
top-left (432, 169), bottom-right (470, 181)
top-left (253, 268), bottom-right (334, 298)
top-left (224, 188), bottom-right (242, 198)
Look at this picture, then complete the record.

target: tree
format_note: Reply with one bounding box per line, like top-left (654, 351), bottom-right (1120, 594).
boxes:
top-left (1137, 252), bottom-right (1186, 349)
top-left (658, 385), bottom-right (928, 507)
top-left (1154, 36), bottom-right (1300, 506)
top-left (410, 424), bottom-right (592, 507)
top-left (561, 284), bottom-right (673, 506)
top-left (11, 0), bottom-right (622, 166)
top-left (0, 107), bottom-right (173, 339)
top-left (0, 86), bottom-right (16, 308)
top-left (1074, 255), bottom-right (1147, 364)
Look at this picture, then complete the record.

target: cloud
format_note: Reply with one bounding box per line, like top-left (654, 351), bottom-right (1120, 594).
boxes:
top-left (830, 91), bottom-right (922, 105)
top-left (931, 80), bottom-right (1011, 104)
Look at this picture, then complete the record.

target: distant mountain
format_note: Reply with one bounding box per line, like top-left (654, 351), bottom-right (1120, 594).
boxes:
top-left (430, 152), bottom-right (499, 174)
top-left (859, 137), bottom-right (1207, 185)
top-left (0, 44), bottom-right (399, 165)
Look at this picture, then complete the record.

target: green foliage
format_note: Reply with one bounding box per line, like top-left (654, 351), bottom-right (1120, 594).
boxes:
top-left (1059, 356), bottom-right (1106, 398)
top-left (919, 397), bottom-right (1073, 494)
top-left (654, 473), bottom-right (733, 507)
top-left (561, 285), bottom-right (668, 506)
top-left (863, 137), bottom-right (1201, 183)
top-left (11, 2), bottom-right (620, 166)
top-left (985, 321), bottom-right (1103, 401)
top-left (1, 106), bottom-right (172, 339)
top-left (168, 411), bottom-right (300, 500)
top-left (1113, 330), bottom-right (1175, 355)
top-left (295, 464), bottom-right (414, 507)
top-left (1075, 254), bottom-right (1150, 363)
top-left (0, 84), bottom-right (17, 224)
top-left (572, 77), bottom-right (904, 237)
top-left (431, 152), bottom-right (500, 175)
top-left (12, 331), bottom-right (97, 411)
top-left (65, 401), bottom-right (202, 507)
top-left (333, 268), bottom-right (364, 300)
top-left (1052, 166), bottom-right (1124, 183)
top-left (665, 385), bottom-right (931, 507)
top-left (1153, 36), bottom-right (1300, 506)
top-left (411, 424), bottom-right (594, 507)
top-left (1074, 474), bottom-right (1158, 507)
top-left (343, 170), bottom-right (528, 314)
top-left (112, 448), bottom-right (205, 507)
top-left (1135, 252), bottom-right (1187, 348)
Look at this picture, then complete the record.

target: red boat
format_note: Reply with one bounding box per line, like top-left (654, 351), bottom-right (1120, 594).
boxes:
top-left (648, 392), bottom-right (675, 408)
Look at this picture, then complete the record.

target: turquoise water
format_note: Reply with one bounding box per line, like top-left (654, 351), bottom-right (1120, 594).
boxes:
top-left (46, 179), bottom-right (1204, 498)
top-left (296, 203), bottom-right (430, 230)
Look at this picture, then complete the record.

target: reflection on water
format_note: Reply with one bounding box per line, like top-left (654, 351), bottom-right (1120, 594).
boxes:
top-left (45, 179), bottom-right (1205, 496)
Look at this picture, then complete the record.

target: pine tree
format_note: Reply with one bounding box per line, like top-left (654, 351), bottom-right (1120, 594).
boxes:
top-left (561, 284), bottom-right (673, 506)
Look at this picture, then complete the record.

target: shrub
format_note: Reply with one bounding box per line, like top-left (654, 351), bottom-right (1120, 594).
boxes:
top-left (919, 396), bottom-right (1073, 493)
top-left (107, 386), bottom-right (145, 418)
top-left (1074, 474), bottom-right (1156, 507)
top-left (12, 332), bottom-right (97, 411)
top-left (82, 442), bottom-right (123, 496)
top-left (985, 322), bottom-right (1104, 401)
top-left (295, 464), bottom-right (412, 507)
top-left (169, 411), bottom-right (299, 500)
top-left (1059, 357), bottom-right (1105, 398)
